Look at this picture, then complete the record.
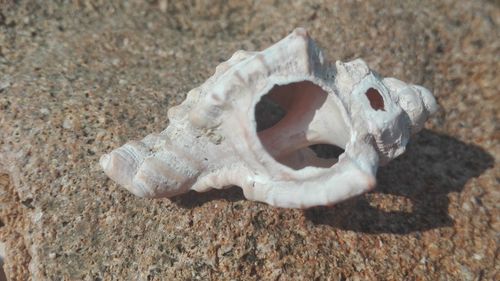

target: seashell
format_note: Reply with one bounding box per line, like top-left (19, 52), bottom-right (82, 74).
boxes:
top-left (100, 28), bottom-right (437, 208)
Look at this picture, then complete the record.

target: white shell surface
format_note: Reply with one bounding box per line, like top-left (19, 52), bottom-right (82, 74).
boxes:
top-left (100, 28), bottom-right (437, 208)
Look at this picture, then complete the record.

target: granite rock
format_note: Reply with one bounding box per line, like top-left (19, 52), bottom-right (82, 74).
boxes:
top-left (0, 0), bottom-right (498, 280)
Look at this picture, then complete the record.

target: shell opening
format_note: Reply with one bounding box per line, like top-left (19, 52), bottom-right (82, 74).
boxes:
top-left (255, 81), bottom-right (347, 170)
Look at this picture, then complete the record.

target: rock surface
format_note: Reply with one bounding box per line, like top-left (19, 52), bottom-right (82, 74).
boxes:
top-left (0, 0), bottom-right (498, 280)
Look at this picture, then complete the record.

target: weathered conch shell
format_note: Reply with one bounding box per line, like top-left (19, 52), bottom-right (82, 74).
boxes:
top-left (100, 28), bottom-right (437, 208)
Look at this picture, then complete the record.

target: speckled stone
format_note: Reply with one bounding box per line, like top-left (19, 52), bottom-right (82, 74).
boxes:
top-left (0, 1), bottom-right (498, 280)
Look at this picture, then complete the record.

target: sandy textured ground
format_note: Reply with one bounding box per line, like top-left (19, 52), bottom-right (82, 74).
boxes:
top-left (0, 0), bottom-right (498, 280)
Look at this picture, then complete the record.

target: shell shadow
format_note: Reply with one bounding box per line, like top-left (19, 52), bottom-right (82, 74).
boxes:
top-left (304, 129), bottom-right (494, 234)
top-left (172, 129), bottom-right (494, 234)
top-left (172, 186), bottom-right (245, 209)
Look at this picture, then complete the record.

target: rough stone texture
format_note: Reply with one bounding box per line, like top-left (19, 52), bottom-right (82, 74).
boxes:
top-left (0, 0), bottom-right (498, 280)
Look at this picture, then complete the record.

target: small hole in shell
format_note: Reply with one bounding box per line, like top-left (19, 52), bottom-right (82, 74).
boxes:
top-left (309, 144), bottom-right (344, 160)
top-left (365, 88), bottom-right (385, 111)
